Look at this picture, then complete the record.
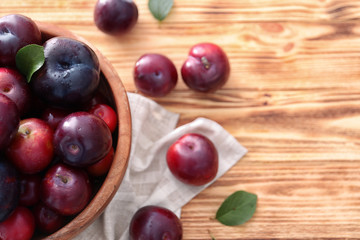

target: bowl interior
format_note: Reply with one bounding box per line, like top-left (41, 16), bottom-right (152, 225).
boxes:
top-left (35, 22), bottom-right (132, 240)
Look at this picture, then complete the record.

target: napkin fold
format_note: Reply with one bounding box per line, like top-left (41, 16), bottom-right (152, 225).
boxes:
top-left (75, 92), bottom-right (247, 240)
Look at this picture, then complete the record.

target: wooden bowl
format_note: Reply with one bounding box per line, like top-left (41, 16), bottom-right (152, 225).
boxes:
top-left (35, 22), bottom-right (132, 239)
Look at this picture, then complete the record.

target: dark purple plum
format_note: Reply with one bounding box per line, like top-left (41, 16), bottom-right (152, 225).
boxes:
top-left (19, 174), bottom-right (41, 207)
top-left (0, 14), bottom-right (41, 67)
top-left (181, 42), bottom-right (230, 92)
top-left (54, 112), bottom-right (112, 167)
top-left (31, 37), bottom-right (100, 109)
top-left (94, 0), bottom-right (138, 35)
top-left (0, 93), bottom-right (20, 150)
top-left (129, 205), bottom-right (182, 240)
top-left (32, 203), bottom-right (66, 234)
top-left (40, 163), bottom-right (92, 216)
top-left (134, 54), bottom-right (178, 97)
top-left (0, 159), bottom-right (20, 222)
top-left (0, 67), bottom-right (32, 116)
top-left (41, 107), bottom-right (72, 130)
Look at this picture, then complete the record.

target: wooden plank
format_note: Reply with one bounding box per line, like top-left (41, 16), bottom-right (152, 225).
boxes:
top-left (2, 0), bottom-right (360, 23)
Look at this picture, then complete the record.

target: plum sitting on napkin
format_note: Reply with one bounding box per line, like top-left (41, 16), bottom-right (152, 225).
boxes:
top-left (75, 92), bottom-right (247, 240)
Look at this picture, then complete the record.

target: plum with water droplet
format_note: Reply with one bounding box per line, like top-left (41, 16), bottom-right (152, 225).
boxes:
top-left (31, 37), bottom-right (100, 109)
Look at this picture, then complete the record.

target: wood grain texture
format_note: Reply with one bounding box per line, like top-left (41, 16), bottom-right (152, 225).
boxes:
top-left (1, 0), bottom-right (360, 239)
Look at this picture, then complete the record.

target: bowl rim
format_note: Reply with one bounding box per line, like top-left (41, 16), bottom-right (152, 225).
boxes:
top-left (35, 21), bottom-right (132, 240)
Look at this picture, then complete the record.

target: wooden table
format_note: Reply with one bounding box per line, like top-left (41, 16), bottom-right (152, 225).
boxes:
top-left (2, 0), bottom-right (360, 239)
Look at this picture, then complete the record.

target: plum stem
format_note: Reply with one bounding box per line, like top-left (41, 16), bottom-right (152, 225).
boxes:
top-left (56, 174), bottom-right (68, 184)
top-left (19, 127), bottom-right (31, 137)
top-left (201, 56), bottom-right (211, 69)
top-left (68, 144), bottom-right (80, 155)
top-left (2, 87), bottom-right (10, 92)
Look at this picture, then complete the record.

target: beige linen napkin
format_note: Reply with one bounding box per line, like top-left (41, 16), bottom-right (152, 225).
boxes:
top-left (75, 92), bottom-right (247, 240)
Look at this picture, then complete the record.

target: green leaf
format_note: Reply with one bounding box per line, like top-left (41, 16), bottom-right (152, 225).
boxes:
top-left (148, 0), bottom-right (174, 21)
top-left (15, 44), bottom-right (45, 83)
top-left (216, 190), bottom-right (257, 226)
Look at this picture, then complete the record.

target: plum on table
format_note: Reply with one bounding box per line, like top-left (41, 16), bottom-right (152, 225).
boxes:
top-left (94, 0), bottom-right (138, 35)
top-left (181, 43), bottom-right (230, 92)
top-left (134, 53), bottom-right (178, 97)
top-left (129, 205), bottom-right (182, 240)
top-left (166, 133), bottom-right (219, 186)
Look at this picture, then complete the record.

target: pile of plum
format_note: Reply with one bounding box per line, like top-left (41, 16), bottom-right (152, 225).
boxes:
top-left (0, 14), bottom-right (118, 239)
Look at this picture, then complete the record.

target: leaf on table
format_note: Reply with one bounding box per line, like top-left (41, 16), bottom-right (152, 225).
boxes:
top-left (15, 44), bottom-right (45, 83)
top-left (215, 190), bottom-right (257, 226)
top-left (148, 0), bottom-right (174, 21)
